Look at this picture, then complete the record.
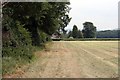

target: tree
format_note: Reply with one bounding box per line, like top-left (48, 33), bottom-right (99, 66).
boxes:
top-left (72, 25), bottom-right (78, 38)
top-left (57, 3), bottom-right (72, 35)
top-left (82, 22), bottom-right (96, 38)
top-left (77, 30), bottom-right (83, 38)
top-left (59, 14), bottom-right (72, 34)
top-left (67, 30), bottom-right (72, 38)
top-left (3, 2), bottom-right (71, 45)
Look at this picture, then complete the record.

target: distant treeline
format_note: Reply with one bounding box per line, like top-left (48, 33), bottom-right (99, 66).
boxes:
top-left (96, 30), bottom-right (120, 38)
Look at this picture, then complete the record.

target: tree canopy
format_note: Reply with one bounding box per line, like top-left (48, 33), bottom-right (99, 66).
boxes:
top-left (2, 2), bottom-right (71, 46)
top-left (82, 22), bottom-right (96, 38)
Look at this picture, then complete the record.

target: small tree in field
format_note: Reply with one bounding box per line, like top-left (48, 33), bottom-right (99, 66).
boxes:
top-left (72, 25), bottom-right (78, 38)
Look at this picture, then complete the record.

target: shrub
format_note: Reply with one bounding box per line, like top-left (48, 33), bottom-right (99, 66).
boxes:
top-left (2, 18), bottom-right (34, 74)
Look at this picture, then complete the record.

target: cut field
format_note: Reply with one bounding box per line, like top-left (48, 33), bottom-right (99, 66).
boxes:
top-left (4, 41), bottom-right (118, 78)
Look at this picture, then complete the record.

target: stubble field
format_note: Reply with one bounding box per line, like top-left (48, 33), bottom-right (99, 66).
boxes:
top-left (4, 41), bottom-right (118, 78)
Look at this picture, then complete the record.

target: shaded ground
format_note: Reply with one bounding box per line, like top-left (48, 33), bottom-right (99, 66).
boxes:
top-left (3, 41), bottom-right (118, 78)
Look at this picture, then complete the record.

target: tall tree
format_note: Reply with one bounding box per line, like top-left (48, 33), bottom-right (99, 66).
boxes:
top-left (82, 22), bottom-right (96, 38)
top-left (72, 25), bottom-right (78, 38)
top-left (3, 2), bottom-right (71, 45)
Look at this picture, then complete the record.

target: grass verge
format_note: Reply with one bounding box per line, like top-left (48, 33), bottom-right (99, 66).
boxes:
top-left (2, 41), bottom-right (52, 77)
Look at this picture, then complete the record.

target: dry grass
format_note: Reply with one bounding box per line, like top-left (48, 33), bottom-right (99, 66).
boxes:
top-left (3, 41), bottom-right (118, 78)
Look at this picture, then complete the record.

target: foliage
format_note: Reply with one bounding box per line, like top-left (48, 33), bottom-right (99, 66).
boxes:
top-left (82, 22), bottom-right (96, 38)
top-left (96, 30), bottom-right (120, 38)
top-left (2, 2), bottom-right (71, 75)
top-left (2, 17), bottom-right (32, 57)
top-left (72, 25), bottom-right (78, 38)
top-left (2, 17), bottom-right (33, 74)
top-left (70, 25), bottom-right (83, 38)
top-left (77, 30), bottom-right (83, 38)
top-left (62, 38), bottom-right (120, 41)
top-left (3, 2), bottom-right (71, 44)
top-left (67, 30), bottom-right (72, 38)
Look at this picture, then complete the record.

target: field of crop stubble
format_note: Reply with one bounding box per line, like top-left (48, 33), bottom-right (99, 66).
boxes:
top-left (4, 41), bottom-right (118, 78)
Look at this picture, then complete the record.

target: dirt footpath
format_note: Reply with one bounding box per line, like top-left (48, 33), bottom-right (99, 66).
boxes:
top-left (12, 41), bottom-right (119, 78)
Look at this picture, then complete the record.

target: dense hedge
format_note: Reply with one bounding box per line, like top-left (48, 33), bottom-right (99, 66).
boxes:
top-left (62, 38), bottom-right (120, 41)
top-left (2, 18), bottom-right (34, 74)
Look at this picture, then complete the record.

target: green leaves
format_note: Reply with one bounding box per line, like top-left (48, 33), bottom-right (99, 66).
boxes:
top-left (82, 22), bottom-right (96, 38)
top-left (72, 25), bottom-right (78, 38)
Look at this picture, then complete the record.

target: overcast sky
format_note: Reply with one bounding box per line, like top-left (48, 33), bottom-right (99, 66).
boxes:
top-left (66, 0), bottom-right (119, 31)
